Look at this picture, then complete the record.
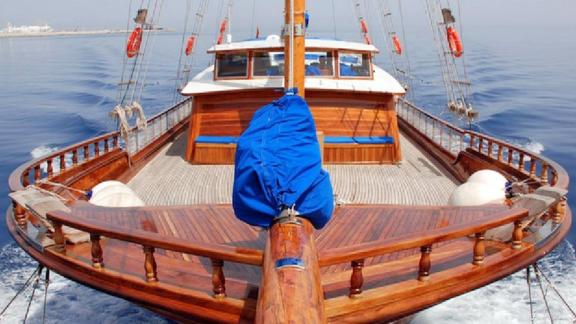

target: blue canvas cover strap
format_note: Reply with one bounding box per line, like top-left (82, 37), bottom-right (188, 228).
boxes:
top-left (232, 94), bottom-right (334, 229)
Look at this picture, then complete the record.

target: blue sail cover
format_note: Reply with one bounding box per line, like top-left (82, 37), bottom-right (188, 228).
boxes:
top-left (232, 94), bottom-right (334, 229)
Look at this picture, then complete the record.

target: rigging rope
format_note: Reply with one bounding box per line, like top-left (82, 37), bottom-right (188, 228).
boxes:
top-left (330, 0), bottom-right (338, 39)
top-left (534, 263), bottom-right (556, 323)
top-left (173, 0), bottom-right (193, 104)
top-left (42, 269), bottom-right (50, 324)
top-left (23, 266), bottom-right (44, 324)
top-left (527, 267), bottom-right (535, 324)
top-left (0, 265), bottom-right (42, 318)
top-left (534, 263), bottom-right (576, 320)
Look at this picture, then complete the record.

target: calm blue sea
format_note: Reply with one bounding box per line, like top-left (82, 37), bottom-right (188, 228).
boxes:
top-left (0, 25), bottom-right (575, 322)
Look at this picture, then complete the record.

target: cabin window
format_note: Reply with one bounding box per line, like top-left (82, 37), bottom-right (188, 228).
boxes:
top-left (339, 52), bottom-right (371, 77)
top-left (216, 52), bottom-right (248, 78)
top-left (253, 51), bottom-right (284, 77)
top-left (305, 51), bottom-right (334, 76)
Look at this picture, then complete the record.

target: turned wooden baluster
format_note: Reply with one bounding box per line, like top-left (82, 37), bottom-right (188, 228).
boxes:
top-left (13, 201), bottom-right (27, 229)
top-left (497, 145), bottom-right (504, 162)
top-left (72, 149), bottom-right (78, 166)
top-left (418, 245), bottom-right (432, 281)
top-left (553, 197), bottom-right (567, 224)
top-left (507, 148), bottom-right (514, 166)
top-left (90, 234), bottom-right (104, 269)
top-left (143, 246), bottom-right (158, 282)
top-left (22, 169), bottom-right (30, 187)
top-left (113, 135), bottom-right (119, 148)
top-left (487, 141), bottom-right (493, 159)
top-left (478, 137), bottom-right (483, 153)
top-left (473, 232), bottom-right (486, 265)
top-left (518, 153), bottom-right (525, 172)
top-left (104, 139), bottom-right (109, 152)
top-left (83, 145), bottom-right (89, 161)
top-left (59, 154), bottom-right (66, 172)
top-left (512, 220), bottom-right (523, 250)
top-left (53, 223), bottom-right (66, 253)
top-left (540, 164), bottom-right (549, 185)
top-left (529, 159), bottom-right (537, 178)
top-left (34, 165), bottom-right (41, 182)
top-left (47, 159), bottom-right (53, 177)
top-left (211, 259), bottom-right (226, 299)
top-left (448, 130), bottom-right (453, 154)
top-left (469, 134), bottom-right (475, 151)
top-left (94, 142), bottom-right (100, 156)
top-left (349, 259), bottom-right (365, 298)
top-left (551, 170), bottom-right (558, 186)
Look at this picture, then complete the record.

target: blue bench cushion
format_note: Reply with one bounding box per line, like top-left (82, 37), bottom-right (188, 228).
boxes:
top-left (195, 136), bottom-right (238, 144)
top-left (324, 136), bottom-right (356, 144)
top-left (196, 136), bottom-right (394, 145)
top-left (353, 136), bottom-right (394, 144)
top-left (325, 136), bottom-right (394, 144)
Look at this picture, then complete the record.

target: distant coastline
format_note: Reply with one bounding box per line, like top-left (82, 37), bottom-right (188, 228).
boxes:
top-left (0, 29), bottom-right (173, 39)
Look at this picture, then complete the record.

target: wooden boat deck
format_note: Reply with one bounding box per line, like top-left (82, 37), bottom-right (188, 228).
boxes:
top-left (127, 131), bottom-right (459, 206)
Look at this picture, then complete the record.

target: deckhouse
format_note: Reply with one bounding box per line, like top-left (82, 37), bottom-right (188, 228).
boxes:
top-left (182, 36), bottom-right (406, 165)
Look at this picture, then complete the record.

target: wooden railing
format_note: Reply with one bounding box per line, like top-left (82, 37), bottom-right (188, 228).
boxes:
top-left (9, 132), bottom-right (121, 192)
top-left (397, 99), bottom-right (569, 189)
top-left (319, 207), bottom-right (528, 298)
top-left (47, 206), bottom-right (262, 301)
top-left (8, 98), bottom-right (193, 193)
top-left (125, 98), bottom-right (192, 155)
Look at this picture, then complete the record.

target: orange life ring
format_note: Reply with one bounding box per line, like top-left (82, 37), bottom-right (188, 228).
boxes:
top-left (185, 36), bottom-right (196, 56)
top-left (392, 35), bottom-right (402, 55)
top-left (126, 27), bottom-right (143, 58)
top-left (360, 19), bottom-right (369, 34)
top-left (446, 26), bottom-right (463, 58)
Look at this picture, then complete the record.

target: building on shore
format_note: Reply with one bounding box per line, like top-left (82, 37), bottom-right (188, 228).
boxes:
top-left (1, 23), bottom-right (53, 34)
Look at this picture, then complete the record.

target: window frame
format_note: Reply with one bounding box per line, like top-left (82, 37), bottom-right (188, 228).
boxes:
top-left (213, 51), bottom-right (251, 81)
top-left (336, 51), bottom-right (374, 80)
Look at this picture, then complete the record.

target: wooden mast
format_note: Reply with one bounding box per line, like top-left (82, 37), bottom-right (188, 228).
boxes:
top-left (283, 0), bottom-right (306, 97)
top-left (256, 2), bottom-right (325, 322)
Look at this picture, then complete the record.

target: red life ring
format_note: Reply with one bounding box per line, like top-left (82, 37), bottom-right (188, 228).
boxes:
top-left (185, 36), bottom-right (196, 56)
top-left (364, 34), bottom-right (372, 45)
top-left (392, 35), bottom-right (402, 55)
top-left (126, 27), bottom-right (143, 58)
top-left (360, 19), bottom-right (369, 34)
top-left (446, 26), bottom-right (463, 58)
top-left (219, 19), bottom-right (228, 34)
top-left (216, 33), bottom-right (224, 45)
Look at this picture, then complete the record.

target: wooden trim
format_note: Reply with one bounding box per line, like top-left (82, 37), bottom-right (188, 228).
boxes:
top-left (319, 206), bottom-right (528, 266)
top-left (323, 208), bottom-right (572, 322)
top-left (46, 203), bottom-right (263, 265)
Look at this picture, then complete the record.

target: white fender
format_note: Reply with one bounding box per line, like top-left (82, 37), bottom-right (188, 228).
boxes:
top-left (91, 181), bottom-right (130, 196)
top-left (448, 182), bottom-right (505, 206)
top-left (467, 170), bottom-right (508, 192)
top-left (90, 181), bottom-right (145, 207)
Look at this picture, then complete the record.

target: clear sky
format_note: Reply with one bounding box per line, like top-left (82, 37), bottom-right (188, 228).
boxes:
top-left (0, 0), bottom-right (574, 33)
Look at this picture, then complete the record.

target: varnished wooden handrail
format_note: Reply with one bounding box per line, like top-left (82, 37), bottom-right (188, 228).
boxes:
top-left (8, 131), bottom-right (120, 192)
top-left (8, 98), bottom-right (192, 193)
top-left (319, 207), bottom-right (528, 267)
top-left (46, 208), bottom-right (263, 266)
top-left (398, 99), bottom-right (570, 190)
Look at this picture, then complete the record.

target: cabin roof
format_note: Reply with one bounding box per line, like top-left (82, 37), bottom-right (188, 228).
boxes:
top-left (207, 35), bottom-right (379, 53)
